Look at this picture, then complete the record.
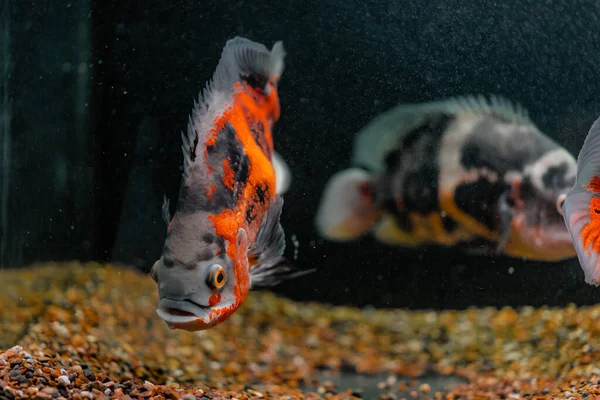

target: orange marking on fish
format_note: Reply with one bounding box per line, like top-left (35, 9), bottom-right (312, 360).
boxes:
top-left (205, 184), bottom-right (216, 200)
top-left (584, 176), bottom-right (600, 193)
top-left (202, 108), bottom-right (233, 182)
top-left (208, 293), bottom-right (221, 307)
top-left (204, 79), bottom-right (281, 321)
top-left (222, 158), bottom-right (236, 190)
top-left (210, 208), bottom-right (250, 310)
top-left (167, 220), bottom-right (174, 233)
top-left (205, 110), bottom-right (231, 147)
top-left (579, 196), bottom-right (600, 255)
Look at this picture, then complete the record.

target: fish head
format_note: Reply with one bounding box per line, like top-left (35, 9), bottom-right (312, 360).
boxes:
top-left (151, 213), bottom-right (250, 331)
top-left (504, 148), bottom-right (577, 261)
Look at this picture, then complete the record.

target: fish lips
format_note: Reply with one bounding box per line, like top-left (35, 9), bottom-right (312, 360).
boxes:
top-left (511, 211), bottom-right (576, 260)
top-left (156, 298), bottom-right (216, 331)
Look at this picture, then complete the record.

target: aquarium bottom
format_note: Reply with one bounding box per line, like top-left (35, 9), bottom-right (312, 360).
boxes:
top-left (1, 262), bottom-right (600, 399)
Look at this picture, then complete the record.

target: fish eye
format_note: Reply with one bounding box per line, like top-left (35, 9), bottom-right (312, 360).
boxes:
top-left (556, 194), bottom-right (567, 215)
top-left (207, 264), bottom-right (226, 289)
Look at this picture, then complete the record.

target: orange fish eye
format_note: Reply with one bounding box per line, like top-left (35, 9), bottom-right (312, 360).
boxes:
top-left (207, 264), bottom-right (226, 289)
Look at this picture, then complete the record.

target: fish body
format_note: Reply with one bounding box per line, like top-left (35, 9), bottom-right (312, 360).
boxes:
top-left (561, 116), bottom-right (600, 285)
top-left (316, 95), bottom-right (577, 261)
top-left (151, 37), bottom-right (304, 331)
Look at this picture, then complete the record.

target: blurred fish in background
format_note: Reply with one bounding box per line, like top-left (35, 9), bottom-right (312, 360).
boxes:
top-left (316, 95), bottom-right (577, 261)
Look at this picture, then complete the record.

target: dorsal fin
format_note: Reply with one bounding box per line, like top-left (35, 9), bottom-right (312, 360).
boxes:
top-left (181, 37), bottom-right (286, 181)
top-left (437, 94), bottom-right (532, 125)
top-left (352, 94), bottom-right (533, 173)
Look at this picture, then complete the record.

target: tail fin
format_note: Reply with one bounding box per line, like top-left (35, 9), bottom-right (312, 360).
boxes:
top-left (314, 168), bottom-right (380, 241)
top-left (272, 151), bottom-right (292, 195)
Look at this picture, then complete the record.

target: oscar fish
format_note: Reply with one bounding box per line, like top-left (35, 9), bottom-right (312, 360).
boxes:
top-left (561, 116), bottom-right (600, 285)
top-left (150, 37), bottom-right (307, 331)
top-left (315, 95), bottom-right (577, 261)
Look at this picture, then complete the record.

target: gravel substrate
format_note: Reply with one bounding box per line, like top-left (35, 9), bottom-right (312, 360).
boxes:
top-left (2, 262), bottom-right (600, 399)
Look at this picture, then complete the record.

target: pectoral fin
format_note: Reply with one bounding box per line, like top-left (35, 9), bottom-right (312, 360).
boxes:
top-left (248, 195), bottom-right (315, 289)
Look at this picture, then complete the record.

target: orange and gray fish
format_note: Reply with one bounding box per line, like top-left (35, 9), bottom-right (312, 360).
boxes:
top-left (150, 37), bottom-right (308, 331)
top-left (560, 116), bottom-right (600, 285)
top-left (315, 95), bottom-right (577, 261)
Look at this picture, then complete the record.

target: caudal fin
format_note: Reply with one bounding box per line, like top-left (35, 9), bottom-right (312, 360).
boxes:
top-left (272, 151), bottom-right (292, 195)
top-left (314, 168), bottom-right (380, 241)
top-left (562, 116), bottom-right (600, 286)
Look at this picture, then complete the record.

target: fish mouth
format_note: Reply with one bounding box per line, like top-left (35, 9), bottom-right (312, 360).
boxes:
top-left (156, 298), bottom-right (212, 325)
top-left (509, 211), bottom-right (576, 260)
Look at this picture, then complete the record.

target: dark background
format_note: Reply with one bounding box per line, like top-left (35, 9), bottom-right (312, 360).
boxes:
top-left (2, 0), bottom-right (600, 309)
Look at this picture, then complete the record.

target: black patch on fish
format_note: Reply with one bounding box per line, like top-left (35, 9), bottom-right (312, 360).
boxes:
top-left (392, 115), bottom-right (452, 212)
top-left (245, 203), bottom-right (257, 224)
top-left (458, 118), bottom-right (559, 174)
top-left (203, 233), bottom-right (216, 243)
top-left (519, 177), bottom-right (536, 201)
top-left (374, 115), bottom-right (454, 239)
top-left (401, 114), bottom-right (452, 150)
top-left (403, 165), bottom-right (439, 214)
top-left (441, 214), bottom-right (459, 233)
top-left (236, 152), bottom-right (250, 186)
top-left (460, 143), bottom-right (498, 172)
top-left (541, 162), bottom-right (571, 190)
top-left (242, 73), bottom-right (268, 93)
top-left (255, 184), bottom-right (268, 204)
top-left (454, 178), bottom-right (506, 230)
top-left (187, 130), bottom-right (199, 162)
top-left (196, 248), bottom-right (214, 262)
top-left (206, 143), bottom-right (217, 155)
top-left (250, 120), bottom-right (272, 159)
top-left (217, 124), bottom-right (247, 202)
top-left (384, 149), bottom-right (402, 171)
top-left (177, 123), bottom-right (249, 213)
